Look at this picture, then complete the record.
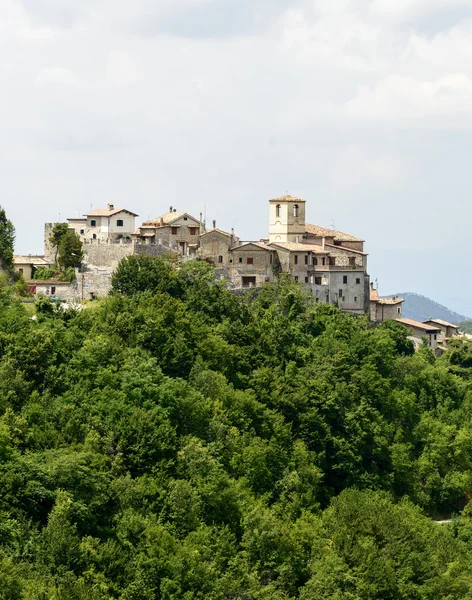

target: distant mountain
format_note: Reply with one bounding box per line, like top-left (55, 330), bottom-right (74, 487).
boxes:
top-left (390, 292), bottom-right (471, 324)
top-left (459, 321), bottom-right (472, 334)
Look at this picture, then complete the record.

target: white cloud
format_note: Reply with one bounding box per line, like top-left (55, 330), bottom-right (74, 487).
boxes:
top-left (105, 51), bottom-right (142, 87)
top-left (35, 66), bottom-right (78, 85)
top-left (346, 73), bottom-right (472, 120)
top-left (1, 0), bottom-right (472, 308)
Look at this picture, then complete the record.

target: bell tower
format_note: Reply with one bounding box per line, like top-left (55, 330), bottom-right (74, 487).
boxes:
top-left (269, 195), bottom-right (306, 243)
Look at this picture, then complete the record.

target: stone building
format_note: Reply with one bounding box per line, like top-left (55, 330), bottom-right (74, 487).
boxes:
top-left (67, 204), bottom-right (138, 243)
top-left (38, 194), bottom-right (372, 315)
top-left (197, 194), bottom-right (371, 315)
top-left (370, 284), bottom-right (404, 323)
top-left (423, 318), bottom-right (459, 341)
top-left (13, 255), bottom-right (52, 280)
top-left (132, 208), bottom-right (202, 256)
top-left (395, 318), bottom-right (441, 349)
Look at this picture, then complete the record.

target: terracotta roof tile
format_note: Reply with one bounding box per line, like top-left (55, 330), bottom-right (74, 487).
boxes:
top-left (395, 318), bottom-right (441, 332)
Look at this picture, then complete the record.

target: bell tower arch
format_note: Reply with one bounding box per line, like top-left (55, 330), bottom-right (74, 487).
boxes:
top-left (269, 195), bottom-right (306, 243)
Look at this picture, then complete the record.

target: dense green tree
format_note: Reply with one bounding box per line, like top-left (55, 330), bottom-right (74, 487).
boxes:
top-left (111, 254), bottom-right (177, 296)
top-left (0, 206), bottom-right (15, 272)
top-left (0, 271), bottom-right (470, 596)
top-left (49, 222), bottom-right (83, 270)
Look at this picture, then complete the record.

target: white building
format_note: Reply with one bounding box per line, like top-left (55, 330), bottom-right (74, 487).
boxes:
top-left (67, 204), bottom-right (138, 243)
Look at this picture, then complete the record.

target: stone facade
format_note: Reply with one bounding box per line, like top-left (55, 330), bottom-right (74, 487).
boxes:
top-left (133, 210), bottom-right (202, 257)
top-left (39, 194), bottom-right (373, 316)
top-left (370, 284), bottom-right (404, 323)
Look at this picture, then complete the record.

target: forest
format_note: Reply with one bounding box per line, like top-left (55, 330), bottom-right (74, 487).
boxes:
top-left (1, 254), bottom-right (472, 599)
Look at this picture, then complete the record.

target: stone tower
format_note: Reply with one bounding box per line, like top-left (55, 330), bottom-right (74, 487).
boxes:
top-left (269, 195), bottom-right (306, 243)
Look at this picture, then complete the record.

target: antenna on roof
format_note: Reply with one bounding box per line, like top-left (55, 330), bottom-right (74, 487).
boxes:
top-left (331, 219), bottom-right (335, 231)
top-left (203, 202), bottom-right (207, 227)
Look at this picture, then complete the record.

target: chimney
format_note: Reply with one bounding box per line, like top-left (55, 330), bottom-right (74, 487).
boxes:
top-left (213, 220), bottom-right (216, 229)
top-left (322, 236), bottom-right (325, 250)
top-left (169, 206), bottom-right (173, 213)
top-left (160, 217), bottom-right (164, 227)
top-left (199, 213), bottom-right (204, 234)
top-left (370, 282), bottom-right (374, 290)
top-left (108, 203), bottom-right (114, 210)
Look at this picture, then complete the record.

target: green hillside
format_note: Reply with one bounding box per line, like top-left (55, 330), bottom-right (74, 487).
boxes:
top-left (393, 292), bottom-right (471, 323)
top-left (1, 259), bottom-right (472, 598)
top-left (459, 321), bottom-right (472, 334)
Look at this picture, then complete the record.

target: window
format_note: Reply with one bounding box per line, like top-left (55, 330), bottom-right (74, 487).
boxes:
top-left (294, 204), bottom-right (299, 217)
top-left (117, 219), bottom-right (124, 227)
top-left (356, 278), bottom-right (361, 284)
top-left (294, 276), bottom-right (299, 282)
top-left (294, 255), bottom-right (298, 265)
top-left (171, 227), bottom-right (178, 235)
top-left (334, 240), bottom-right (342, 246)
top-left (247, 257), bottom-right (254, 265)
top-left (93, 233), bottom-right (97, 240)
top-left (321, 257), bottom-right (326, 266)
top-left (313, 257), bottom-right (318, 266)
top-left (397, 307), bottom-right (401, 314)
top-left (276, 204), bottom-right (281, 217)
top-left (339, 289), bottom-right (343, 296)
top-left (18, 268), bottom-right (23, 275)
top-left (51, 286), bottom-right (56, 295)
top-left (328, 257), bottom-right (336, 266)
top-left (305, 276), bottom-right (309, 283)
top-left (189, 227), bottom-right (198, 235)
top-left (184, 217), bottom-right (188, 221)
top-left (239, 257), bottom-right (243, 263)
top-left (354, 296), bottom-right (358, 302)
top-left (434, 334), bottom-right (437, 340)
top-left (315, 297), bottom-right (319, 303)
top-left (349, 257), bottom-right (356, 266)
top-left (343, 275), bottom-right (348, 284)
top-left (218, 255), bottom-right (223, 264)
top-left (91, 220), bottom-right (96, 227)
top-left (80, 229), bottom-right (85, 234)
top-left (315, 276), bottom-right (322, 285)
top-left (305, 255), bottom-right (309, 265)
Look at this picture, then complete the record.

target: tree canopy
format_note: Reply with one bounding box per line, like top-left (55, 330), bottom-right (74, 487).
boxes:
top-left (49, 223), bottom-right (83, 270)
top-left (0, 205), bottom-right (15, 272)
top-left (0, 260), bottom-right (471, 597)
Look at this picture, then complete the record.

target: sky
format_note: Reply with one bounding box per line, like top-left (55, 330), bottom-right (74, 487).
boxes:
top-left (1, 0), bottom-right (472, 315)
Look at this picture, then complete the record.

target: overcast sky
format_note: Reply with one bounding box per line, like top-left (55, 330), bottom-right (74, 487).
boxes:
top-left (2, 0), bottom-right (472, 314)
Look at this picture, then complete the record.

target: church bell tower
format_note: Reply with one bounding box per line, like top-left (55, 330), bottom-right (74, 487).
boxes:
top-left (269, 195), bottom-right (306, 243)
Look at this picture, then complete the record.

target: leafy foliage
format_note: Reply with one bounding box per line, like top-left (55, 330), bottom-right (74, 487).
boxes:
top-left (0, 259), bottom-right (471, 597)
top-left (49, 223), bottom-right (83, 270)
top-left (0, 205), bottom-right (15, 272)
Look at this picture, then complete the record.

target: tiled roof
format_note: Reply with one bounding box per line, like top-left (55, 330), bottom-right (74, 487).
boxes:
top-left (395, 318), bottom-right (441, 332)
top-left (377, 296), bottom-right (404, 305)
top-left (424, 318), bottom-right (459, 328)
top-left (269, 242), bottom-right (329, 252)
top-left (143, 212), bottom-right (201, 226)
top-left (325, 243), bottom-right (367, 256)
top-left (305, 223), bottom-right (363, 242)
top-left (14, 255), bottom-right (52, 266)
top-left (232, 242), bottom-right (270, 251)
top-left (305, 224), bottom-right (334, 237)
top-left (85, 208), bottom-right (138, 217)
top-left (370, 289), bottom-right (379, 301)
top-left (200, 228), bottom-right (232, 238)
top-left (270, 194), bottom-right (304, 202)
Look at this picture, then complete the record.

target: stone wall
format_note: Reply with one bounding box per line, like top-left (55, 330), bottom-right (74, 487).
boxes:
top-left (83, 240), bottom-right (134, 269)
top-left (44, 224), bottom-right (57, 264)
top-left (199, 231), bottom-right (233, 266)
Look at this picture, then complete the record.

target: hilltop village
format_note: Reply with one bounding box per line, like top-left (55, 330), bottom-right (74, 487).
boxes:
top-left (13, 194), bottom-right (463, 350)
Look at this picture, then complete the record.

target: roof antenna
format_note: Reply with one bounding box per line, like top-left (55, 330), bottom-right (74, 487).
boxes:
top-left (331, 218), bottom-right (335, 231)
top-left (203, 202), bottom-right (207, 227)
